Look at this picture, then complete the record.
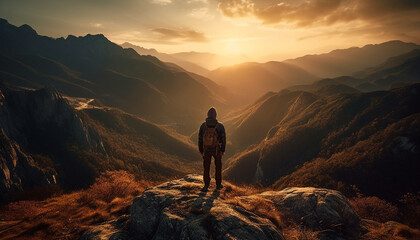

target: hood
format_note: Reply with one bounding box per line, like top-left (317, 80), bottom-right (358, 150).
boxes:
top-left (205, 118), bottom-right (218, 127)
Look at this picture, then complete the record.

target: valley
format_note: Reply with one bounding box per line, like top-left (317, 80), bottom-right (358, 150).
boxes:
top-left (0, 16), bottom-right (419, 240)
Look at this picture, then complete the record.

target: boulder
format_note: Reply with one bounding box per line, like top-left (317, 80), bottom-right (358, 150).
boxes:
top-left (130, 174), bottom-right (284, 240)
top-left (255, 187), bottom-right (360, 239)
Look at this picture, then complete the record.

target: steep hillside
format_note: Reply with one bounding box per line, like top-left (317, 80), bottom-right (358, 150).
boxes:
top-left (208, 61), bottom-right (317, 103)
top-left (223, 90), bottom-right (318, 154)
top-left (284, 40), bottom-right (419, 78)
top-left (224, 83), bottom-right (420, 202)
top-left (0, 84), bottom-right (200, 202)
top-left (0, 84), bottom-right (104, 201)
top-left (0, 18), bottom-right (225, 134)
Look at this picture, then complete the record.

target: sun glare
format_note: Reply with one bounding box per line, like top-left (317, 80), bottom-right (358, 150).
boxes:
top-left (225, 41), bottom-right (241, 55)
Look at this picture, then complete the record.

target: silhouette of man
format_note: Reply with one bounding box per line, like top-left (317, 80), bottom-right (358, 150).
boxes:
top-left (198, 107), bottom-right (226, 191)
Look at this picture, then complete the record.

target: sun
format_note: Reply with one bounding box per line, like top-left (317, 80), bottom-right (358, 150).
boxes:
top-left (225, 41), bottom-right (241, 55)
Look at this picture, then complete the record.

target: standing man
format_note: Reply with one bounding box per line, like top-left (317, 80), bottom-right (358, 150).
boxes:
top-left (198, 107), bottom-right (226, 191)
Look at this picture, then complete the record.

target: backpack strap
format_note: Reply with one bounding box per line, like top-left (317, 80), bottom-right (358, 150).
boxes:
top-left (205, 122), bottom-right (218, 129)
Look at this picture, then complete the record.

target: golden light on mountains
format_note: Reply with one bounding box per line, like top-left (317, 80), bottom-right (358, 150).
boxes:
top-left (1, 0), bottom-right (419, 66)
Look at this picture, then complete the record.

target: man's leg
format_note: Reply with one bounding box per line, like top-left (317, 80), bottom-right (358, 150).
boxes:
top-left (215, 152), bottom-right (222, 188)
top-left (203, 151), bottom-right (211, 188)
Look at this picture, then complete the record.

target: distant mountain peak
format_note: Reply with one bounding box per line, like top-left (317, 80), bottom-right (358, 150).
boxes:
top-left (121, 42), bottom-right (159, 55)
top-left (0, 18), bottom-right (8, 25)
top-left (66, 33), bottom-right (109, 42)
top-left (85, 33), bottom-right (107, 40)
top-left (18, 24), bottom-right (37, 35)
top-left (66, 34), bottom-right (77, 40)
top-left (284, 40), bottom-right (420, 78)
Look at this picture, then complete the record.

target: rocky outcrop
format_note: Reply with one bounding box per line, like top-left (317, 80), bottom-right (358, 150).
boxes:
top-left (0, 129), bottom-right (56, 202)
top-left (81, 175), bottom-right (364, 240)
top-left (0, 85), bottom-right (105, 201)
top-left (241, 187), bottom-right (360, 240)
top-left (130, 174), bottom-right (284, 240)
top-left (0, 86), bottom-right (105, 152)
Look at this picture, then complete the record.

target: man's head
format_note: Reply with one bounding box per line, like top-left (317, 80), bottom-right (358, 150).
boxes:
top-left (207, 107), bottom-right (217, 119)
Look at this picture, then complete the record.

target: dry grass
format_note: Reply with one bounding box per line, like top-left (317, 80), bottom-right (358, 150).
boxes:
top-left (350, 196), bottom-right (399, 223)
top-left (0, 170), bottom-right (154, 240)
top-left (398, 192), bottom-right (420, 228)
top-left (224, 196), bottom-right (285, 229)
top-left (219, 182), bottom-right (265, 199)
top-left (282, 227), bottom-right (319, 240)
top-left (361, 220), bottom-right (420, 240)
top-left (2, 174), bottom-right (414, 240)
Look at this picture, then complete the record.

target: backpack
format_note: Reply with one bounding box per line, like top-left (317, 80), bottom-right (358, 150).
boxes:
top-left (203, 123), bottom-right (219, 148)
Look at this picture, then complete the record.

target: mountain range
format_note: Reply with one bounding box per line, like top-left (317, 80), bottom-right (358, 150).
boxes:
top-left (224, 80), bottom-right (420, 201)
top-left (1, 17), bottom-right (419, 212)
top-left (207, 61), bottom-right (317, 102)
top-left (120, 42), bottom-right (210, 76)
top-left (120, 42), bottom-right (249, 75)
top-left (0, 18), bottom-right (228, 135)
top-left (206, 40), bottom-right (419, 104)
top-left (284, 40), bottom-right (420, 78)
top-left (0, 83), bottom-right (202, 202)
top-left (289, 49), bottom-right (420, 93)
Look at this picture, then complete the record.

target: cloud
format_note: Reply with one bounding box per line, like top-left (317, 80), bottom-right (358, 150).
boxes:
top-left (151, 27), bottom-right (209, 43)
top-left (189, 7), bottom-right (214, 20)
top-left (187, 0), bottom-right (208, 3)
top-left (151, 0), bottom-right (172, 5)
top-left (216, 0), bottom-right (420, 27)
top-left (90, 23), bottom-right (103, 28)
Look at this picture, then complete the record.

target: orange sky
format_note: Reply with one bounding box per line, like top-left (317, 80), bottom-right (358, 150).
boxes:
top-left (1, 0), bottom-right (419, 62)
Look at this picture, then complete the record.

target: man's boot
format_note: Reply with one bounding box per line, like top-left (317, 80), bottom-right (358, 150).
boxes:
top-left (201, 185), bottom-right (209, 192)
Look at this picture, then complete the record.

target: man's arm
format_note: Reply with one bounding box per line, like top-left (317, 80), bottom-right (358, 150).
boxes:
top-left (198, 124), bottom-right (204, 154)
top-left (219, 124), bottom-right (226, 153)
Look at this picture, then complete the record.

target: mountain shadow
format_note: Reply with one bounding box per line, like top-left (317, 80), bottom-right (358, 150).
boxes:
top-left (224, 83), bottom-right (420, 202)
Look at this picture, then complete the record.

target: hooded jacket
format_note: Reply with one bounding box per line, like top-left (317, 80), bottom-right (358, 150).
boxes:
top-left (198, 118), bottom-right (226, 153)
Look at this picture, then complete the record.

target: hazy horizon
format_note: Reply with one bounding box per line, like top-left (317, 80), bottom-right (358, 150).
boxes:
top-left (1, 0), bottom-right (419, 64)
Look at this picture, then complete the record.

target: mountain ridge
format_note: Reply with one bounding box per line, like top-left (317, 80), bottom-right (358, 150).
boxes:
top-left (284, 40), bottom-right (419, 78)
top-left (224, 82), bottom-right (420, 202)
top-left (0, 83), bottom-right (202, 202)
top-left (0, 18), bottom-right (228, 134)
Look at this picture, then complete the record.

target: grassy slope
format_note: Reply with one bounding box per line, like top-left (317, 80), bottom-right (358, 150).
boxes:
top-left (79, 106), bottom-right (202, 179)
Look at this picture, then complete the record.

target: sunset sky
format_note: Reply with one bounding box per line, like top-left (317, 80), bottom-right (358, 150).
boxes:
top-left (1, 0), bottom-right (420, 62)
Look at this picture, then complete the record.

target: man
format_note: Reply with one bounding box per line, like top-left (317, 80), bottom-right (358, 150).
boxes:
top-left (198, 107), bottom-right (226, 191)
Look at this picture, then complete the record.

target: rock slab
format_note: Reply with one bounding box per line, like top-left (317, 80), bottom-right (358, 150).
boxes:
top-left (82, 176), bottom-right (362, 240)
top-left (130, 174), bottom-right (284, 240)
